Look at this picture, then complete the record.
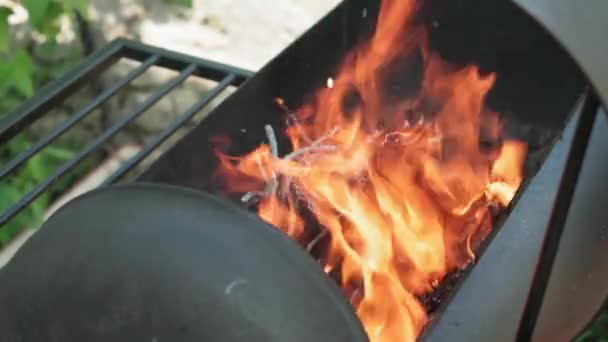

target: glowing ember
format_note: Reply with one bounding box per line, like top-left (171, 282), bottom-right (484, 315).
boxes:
top-left (214, 0), bottom-right (527, 341)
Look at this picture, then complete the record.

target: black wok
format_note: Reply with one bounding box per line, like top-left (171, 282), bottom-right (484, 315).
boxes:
top-left (0, 183), bottom-right (367, 342)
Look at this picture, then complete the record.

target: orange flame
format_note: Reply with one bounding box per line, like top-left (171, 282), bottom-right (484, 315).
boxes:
top-left (215, 0), bottom-right (527, 341)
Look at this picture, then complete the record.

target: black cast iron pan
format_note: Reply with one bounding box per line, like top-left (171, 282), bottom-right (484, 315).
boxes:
top-left (0, 183), bottom-right (367, 342)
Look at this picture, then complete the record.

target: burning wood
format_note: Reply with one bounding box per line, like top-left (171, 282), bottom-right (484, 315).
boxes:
top-left (214, 0), bottom-right (528, 341)
top-left (240, 124), bottom-right (338, 206)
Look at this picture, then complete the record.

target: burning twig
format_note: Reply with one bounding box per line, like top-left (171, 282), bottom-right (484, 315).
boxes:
top-left (265, 124), bottom-right (279, 157)
top-left (284, 126), bottom-right (338, 160)
top-left (465, 233), bottom-right (475, 263)
top-left (240, 154), bottom-right (273, 203)
top-left (264, 124), bottom-right (279, 194)
top-left (240, 125), bottom-right (280, 204)
top-left (284, 145), bottom-right (337, 163)
top-left (306, 229), bottom-right (328, 252)
top-left (240, 191), bottom-right (264, 204)
top-left (241, 124), bottom-right (339, 205)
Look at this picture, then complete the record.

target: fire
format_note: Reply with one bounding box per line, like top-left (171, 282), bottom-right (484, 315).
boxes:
top-left (214, 0), bottom-right (527, 341)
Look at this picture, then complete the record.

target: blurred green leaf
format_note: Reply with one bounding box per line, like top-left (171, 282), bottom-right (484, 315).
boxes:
top-left (0, 61), bottom-right (12, 94)
top-left (5, 133), bottom-right (31, 155)
top-left (37, 38), bottom-right (59, 57)
top-left (45, 145), bottom-right (76, 160)
top-left (11, 49), bottom-right (35, 97)
top-left (0, 182), bottom-right (21, 210)
top-left (38, 1), bottom-right (63, 39)
top-left (64, 0), bottom-right (88, 18)
top-left (169, 0), bottom-right (193, 8)
top-left (0, 0), bottom-right (92, 247)
top-left (29, 194), bottom-right (50, 225)
top-left (28, 154), bottom-right (49, 183)
top-left (22, 0), bottom-right (51, 30)
top-left (0, 7), bottom-right (13, 53)
top-left (0, 93), bottom-right (21, 113)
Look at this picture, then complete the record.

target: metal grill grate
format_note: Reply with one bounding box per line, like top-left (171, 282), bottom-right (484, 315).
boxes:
top-left (0, 38), bottom-right (254, 228)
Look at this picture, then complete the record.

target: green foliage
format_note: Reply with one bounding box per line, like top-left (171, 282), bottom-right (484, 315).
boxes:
top-left (0, 7), bottom-right (12, 53)
top-left (21, 0), bottom-right (51, 30)
top-left (0, 6), bottom-right (34, 105)
top-left (0, 47), bottom-right (34, 105)
top-left (22, 0), bottom-right (87, 34)
top-left (11, 49), bottom-right (34, 97)
top-left (0, 134), bottom-right (76, 246)
top-left (164, 0), bottom-right (193, 8)
top-left (0, 0), bottom-right (90, 245)
top-left (1, 0), bottom-right (88, 110)
top-left (63, 0), bottom-right (89, 18)
top-left (578, 312), bottom-right (608, 342)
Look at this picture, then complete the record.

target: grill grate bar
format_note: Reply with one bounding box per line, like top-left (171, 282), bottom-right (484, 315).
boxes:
top-left (0, 40), bottom-right (124, 144)
top-left (0, 64), bottom-right (197, 227)
top-left (121, 39), bottom-right (254, 85)
top-left (0, 54), bottom-right (161, 181)
top-left (102, 73), bottom-right (236, 186)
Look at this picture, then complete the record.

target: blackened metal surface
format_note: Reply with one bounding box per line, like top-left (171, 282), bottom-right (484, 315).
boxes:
top-left (422, 99), bottom-right (583, 342)
top-left (102, 74), bottom-right (237, 185)
top-left (533, 109), bottom-right (608, 341)
top-left (0, 40), bottom-right (123, 144)
top-left (424, 104), bottom-right (608, 341)
top-left (0, 38), bottom-right (248, 232)
top-left (140, 0), bottom-right (585, 186)
top-left (341, 0), bottom-right (588, 130)
top-left (517, 93), bottom-right (599, 340)
top-left (139, 2), bottom-right (352, 189)
top-left (137, 0), bottom-right (602, 339)
top-left (512, 0), bottom-right (608, 109)
top-left (0, 64), bottom-right (197, 227)
top-left (0, 55), bottom-right (159, 180)
top-left (121, 39), bottom-right (253, 85)
top-left (0, 183), bottom-right (368, 342)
